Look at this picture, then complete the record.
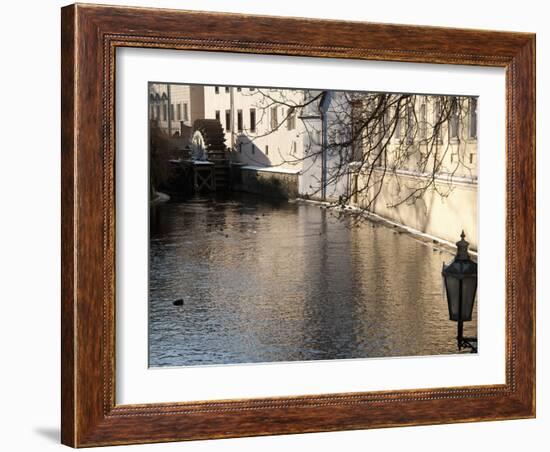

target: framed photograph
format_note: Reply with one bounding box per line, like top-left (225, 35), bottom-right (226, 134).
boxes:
top-left (61, 3), bottom-right (536, 447)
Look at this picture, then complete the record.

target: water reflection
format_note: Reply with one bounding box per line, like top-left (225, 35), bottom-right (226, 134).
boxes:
top-left (149, 193), bottom-right (477, 367)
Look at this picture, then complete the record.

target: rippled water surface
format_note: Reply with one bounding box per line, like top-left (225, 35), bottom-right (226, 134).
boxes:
top-left (149, 193), bottom-right (477, 367)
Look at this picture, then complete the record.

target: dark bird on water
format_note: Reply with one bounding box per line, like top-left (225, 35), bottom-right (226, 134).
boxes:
top-left (173, 298), bottom-right (184, 306)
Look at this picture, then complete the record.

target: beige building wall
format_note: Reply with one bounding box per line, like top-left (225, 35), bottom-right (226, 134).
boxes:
top-left (356, 170), bottom-right (478, 249)
top-left (353, 94), bottom-right (478, 248)
top-left (189, 86), bottom-right (205, 126)
top-left (149, 83), bottom-right (204, 136)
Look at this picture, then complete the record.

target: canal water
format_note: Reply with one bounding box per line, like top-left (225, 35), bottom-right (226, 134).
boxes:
top-left (149, 193), bottom-right (477, 367)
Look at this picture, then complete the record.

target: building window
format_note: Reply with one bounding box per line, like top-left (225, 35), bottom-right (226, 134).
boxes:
top-left (183, 103), bottom-right (189, 122)
top-left (249, 108), bottom-right (256, 132)
top-left (271, 107), bottom-right (278, 130)
top-left (176, 104), bottom-right (182, 121)
top-left (469, 98), bottom-right (477, 139)
top-left (215, 110), bottom-right (220, 122)
top-left (351, 101), bottom-right (362, 160)
top-left (394, 108), bottom-right (401, 140)
top-left (225, 86), bottom-right (230, 93)
top-left (170, 104), bottom-right (175, 121)
top-left (162, 103), bottom-right (167, 121)
top-left (449, 98), bottom-right (459, 139)
top-left (287, 107), bottom-right (296, 130)
top-left (406, 105), bottom-right (414, 144)
top-left (214, 86), bottom-right (219, 94)
top-left (155, 105), bottom-right (160, 120)
top-left (376, 122), bottom-right (383, 151)
top-left (420, 103), bottom-right (427, 140)
top-left (239, 142), bottom-right (242, 153)
top-left (434, 98), bottom-right (442, 140)
top-left (225, 110), bottom-right (231, 132)
top-left (265, 145), bottom-right (269, 155)
top-left (237, 109), bottom-right (243, 132)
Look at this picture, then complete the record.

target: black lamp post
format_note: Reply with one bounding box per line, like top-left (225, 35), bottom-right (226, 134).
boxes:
top-left (442, 231), bottom-right (478, 353)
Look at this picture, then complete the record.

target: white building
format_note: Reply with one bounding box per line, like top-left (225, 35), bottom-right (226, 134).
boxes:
top-left (149, 83), bottom-right (205, 140)
top-left (202, 85), bottom-right (305, 168)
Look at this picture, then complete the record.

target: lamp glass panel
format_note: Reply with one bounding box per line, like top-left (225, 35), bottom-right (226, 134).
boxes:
top-left (461, 277), bottom-right (477, 321)
top-left (444, 275), bottom-right (460, 321)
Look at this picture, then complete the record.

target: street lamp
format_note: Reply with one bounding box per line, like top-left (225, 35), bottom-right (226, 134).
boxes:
top-left (442, 231), bottom-right (478, 353)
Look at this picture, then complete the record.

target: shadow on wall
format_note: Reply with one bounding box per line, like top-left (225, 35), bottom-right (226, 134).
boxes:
top-left (393, 182), bottom-right (434, 236)
top-left (366, 173), bottom-right (477, 250)
top-left (227, 135), bottom-right (300, 199)
top-left (234, 134), bottom-right (272, 167)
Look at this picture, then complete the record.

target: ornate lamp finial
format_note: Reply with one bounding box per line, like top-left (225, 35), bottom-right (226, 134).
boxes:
top-left (456, 230), bottom-right (470, 260)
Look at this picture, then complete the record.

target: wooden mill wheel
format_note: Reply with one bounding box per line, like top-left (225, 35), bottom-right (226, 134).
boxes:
top-left (191, 119), bottom-right (226, 161)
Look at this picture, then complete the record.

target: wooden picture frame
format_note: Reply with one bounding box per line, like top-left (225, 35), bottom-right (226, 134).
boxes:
top-left (61, 3), bottom-right (536, 447)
